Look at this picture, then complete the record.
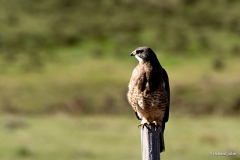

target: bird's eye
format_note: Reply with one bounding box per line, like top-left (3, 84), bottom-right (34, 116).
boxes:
top-left (136, 49), bottom-right (143, 54)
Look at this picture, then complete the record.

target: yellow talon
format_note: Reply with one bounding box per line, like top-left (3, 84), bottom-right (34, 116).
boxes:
top-left (152, 121), bottom-right (158, 126)
top-left (138, 122), bottom-right (150, 128)
top-left (138, 124), bottom-right (143, 128)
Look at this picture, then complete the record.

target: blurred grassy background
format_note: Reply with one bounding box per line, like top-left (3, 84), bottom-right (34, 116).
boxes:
top-left (0, 0), bottom-right (240, 159)
top-left (1, 115), bottom-right (240, 160)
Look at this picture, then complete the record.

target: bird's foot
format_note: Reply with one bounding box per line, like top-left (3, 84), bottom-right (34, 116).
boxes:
top-left (138, 122), bottom-right (150, 128)
top-left (152, 121), bottom-right (159, 130)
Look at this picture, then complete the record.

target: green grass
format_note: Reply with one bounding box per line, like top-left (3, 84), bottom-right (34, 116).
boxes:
top-left (1, 115), bottom-right (239, 160)
top-left (0, 47), bottom-right (240, 115)
top-left (1, 0), bottom-right (240, 116)
top-left (0, 1), bottom-right (240, 158)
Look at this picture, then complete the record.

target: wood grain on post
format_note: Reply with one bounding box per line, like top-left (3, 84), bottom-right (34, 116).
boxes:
top-left (141, 123), bottom-right (160, 160)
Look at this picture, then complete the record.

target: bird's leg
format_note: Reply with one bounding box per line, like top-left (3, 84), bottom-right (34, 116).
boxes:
top-left (152, 121), bottom-right (158, 130)
top-left (138, 119), bottom-right (150, 128)
top-left (152, 121), bottom-right (161, 130)
top-left (138, 123), bottom-right (148, 128)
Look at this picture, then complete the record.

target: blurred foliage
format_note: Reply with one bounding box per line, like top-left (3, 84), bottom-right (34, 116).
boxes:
top-left (0, 0), bottom-right (240, 62)
top-left (0, 0), bottom-right (239, 115)
top-left (0, 55), bottom-right (239, 116)
top-left (0, 2), bottom-right (239, 160)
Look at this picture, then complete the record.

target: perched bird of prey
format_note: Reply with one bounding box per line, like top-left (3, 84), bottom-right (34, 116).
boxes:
top-left (127, 46), bottom-right (170, 152)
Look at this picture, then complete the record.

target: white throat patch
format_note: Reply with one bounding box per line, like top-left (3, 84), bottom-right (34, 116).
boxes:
top-left (135, 55), bottom-right (143, 63)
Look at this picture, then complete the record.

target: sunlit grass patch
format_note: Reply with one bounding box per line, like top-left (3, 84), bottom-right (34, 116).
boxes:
top-left (0, 115), bottom-right (239, 160)
top-left (0, 51), bottom-right (239, 115)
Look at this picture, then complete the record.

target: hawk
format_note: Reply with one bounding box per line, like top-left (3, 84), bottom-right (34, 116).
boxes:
top-left (127, 46), bottom-right (170, 152)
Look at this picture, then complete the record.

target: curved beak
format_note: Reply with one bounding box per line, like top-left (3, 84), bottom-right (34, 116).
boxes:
top-left (130, 50), bottom-right (136, 56)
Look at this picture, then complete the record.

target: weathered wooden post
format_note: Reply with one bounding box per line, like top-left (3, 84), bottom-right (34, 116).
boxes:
top-left (141, 123), bottom-right (161, 160)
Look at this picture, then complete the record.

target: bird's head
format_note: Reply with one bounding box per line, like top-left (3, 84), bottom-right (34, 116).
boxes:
top-left (130, 46), bottom-right (157, 63)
